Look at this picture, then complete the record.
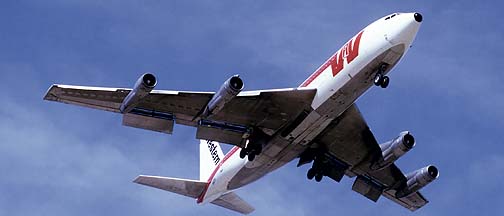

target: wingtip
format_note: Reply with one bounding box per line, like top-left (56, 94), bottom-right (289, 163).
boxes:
top-left (43, 84), bottom-right (59, 101)
top-left (132, 175), bottom-right (145, 184)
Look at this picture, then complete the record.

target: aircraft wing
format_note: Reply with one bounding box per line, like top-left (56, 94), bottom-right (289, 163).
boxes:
top-left (313, 104), bottom-right (429, 211)
top-left (44, 84), bottom-right (316, 145)
top-left (43, 84), bottom-right (214, 124)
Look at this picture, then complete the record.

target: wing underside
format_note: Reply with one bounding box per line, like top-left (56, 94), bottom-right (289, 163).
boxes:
top-left (313, 104), bottom-right (431, 211)
top-left (44, 84), bottom-right (316, 144)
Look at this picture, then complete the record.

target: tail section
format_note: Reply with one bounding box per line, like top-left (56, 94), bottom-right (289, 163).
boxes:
top-left (133, 140), bottom-right (254, 214)
top-left (199, 139), bottom-right (225, 181)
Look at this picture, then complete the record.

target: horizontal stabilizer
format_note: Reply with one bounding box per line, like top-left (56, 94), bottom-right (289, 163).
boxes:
top-left (133, 175), bottom-right (206, 198)
top-left (211, 192), bottom-right (255, 215)
top-left (383, 190), bottom-right (429, 211)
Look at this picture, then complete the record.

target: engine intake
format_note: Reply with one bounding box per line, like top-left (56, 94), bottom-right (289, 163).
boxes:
top-left (396, 165), bottom-right (439, 198)
top-left (202, 75), bottom-right (244, 118)
top-left (371, 131), bottom-right (415, 170)
top-left (120, 73), bottom-right (157, 113)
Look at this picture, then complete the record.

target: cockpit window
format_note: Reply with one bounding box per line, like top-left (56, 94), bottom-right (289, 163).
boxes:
top-left (384, 13), bottom-right (398, 20)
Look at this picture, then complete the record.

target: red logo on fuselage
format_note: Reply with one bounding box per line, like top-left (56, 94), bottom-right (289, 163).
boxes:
top-left (331, 31), bottom-right (364, 76)
top-left (300, 31), bottom-right (364, 87)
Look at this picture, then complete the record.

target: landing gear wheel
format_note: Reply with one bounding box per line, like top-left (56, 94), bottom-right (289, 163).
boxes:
top-left (255, 145), bottom-right (262, 155)
top-left (380, 76), bottom-right (390, 88)
top-left (247, 152), bottom-right (256, 161)
top-left (307, 168), bottom-right (316, 180)
top-left (374, 73), bottom-right (383, 86)
top-left (315, 173), bottom-right (323, 182)
top-left (379, 63), bottom-right (388, 72)
top-left (239, 148), bottom-right (247, 159)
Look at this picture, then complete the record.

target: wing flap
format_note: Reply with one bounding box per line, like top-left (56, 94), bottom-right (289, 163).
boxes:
top-left (133, 175), bottom-right (206, 199)
top-left (383, 190), bottom-right (428, 211)
top-left (211, 192), bottom-right (255, 215)
top-left (123, 112), bottom-right (174, 134)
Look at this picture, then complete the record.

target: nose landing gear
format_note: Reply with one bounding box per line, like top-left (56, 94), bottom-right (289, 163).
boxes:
top-left (373, 64), bottom-right (390, 88)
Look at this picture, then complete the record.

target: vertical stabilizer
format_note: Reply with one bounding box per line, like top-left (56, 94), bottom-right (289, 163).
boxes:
top-left (200, 140), bottom-right (225, 181)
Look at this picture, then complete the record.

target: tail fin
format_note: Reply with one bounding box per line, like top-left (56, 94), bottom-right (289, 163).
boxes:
top-left (199, 140), bottom-right (225, 181)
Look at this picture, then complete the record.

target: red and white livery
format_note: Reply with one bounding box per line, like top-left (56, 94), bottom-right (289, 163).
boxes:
top-left (45, 12), bottom-right (438, 214)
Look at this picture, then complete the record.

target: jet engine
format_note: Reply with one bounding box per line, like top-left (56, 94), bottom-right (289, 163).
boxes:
top-left (371, 131), bottom-right (415, 170)
top-left (120, 73), bottom-right (157, 113)
top-left (202, 75), bottom-right (244, 118)
top-left (396, 165), bottom-right (439, 198)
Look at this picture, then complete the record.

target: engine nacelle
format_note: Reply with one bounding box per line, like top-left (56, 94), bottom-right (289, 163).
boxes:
top-left (120, 73), bottom-right (157, 113)
top-left (203, 75), bottom-right (244, 118)
top-left (371, 131), bottom-right (415, 170)
top-left (396, 165), bottom-right (439, 198)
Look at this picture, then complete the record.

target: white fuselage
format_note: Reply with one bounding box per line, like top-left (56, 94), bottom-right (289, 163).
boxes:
top-left (197, 12), bottom-right (422, 204)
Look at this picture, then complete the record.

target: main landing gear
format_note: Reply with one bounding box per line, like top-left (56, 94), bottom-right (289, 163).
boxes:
top-left (307, 158), bottom-right (326, 182)
top-left (307, 166), bottom-right (324, 182)
top-left (239, 141), bottom-right (263, 162)
top-left (298, 148), bottom-right (326, 182)
top-left (373, 63), bottom-right (390, 88)
top-left (239, 128), bottom-right (269, 162)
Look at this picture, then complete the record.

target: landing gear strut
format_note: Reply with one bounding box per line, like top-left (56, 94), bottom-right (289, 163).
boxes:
top-left (373, 64), bottom-right (390, 88)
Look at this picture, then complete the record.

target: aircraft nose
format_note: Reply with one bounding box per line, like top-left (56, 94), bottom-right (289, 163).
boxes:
top-left (414, 13), bottom-right (423, 23)
top-left (382, 12), bottom-right (422, 47)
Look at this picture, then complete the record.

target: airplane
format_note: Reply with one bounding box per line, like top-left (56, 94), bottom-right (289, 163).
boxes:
top-left (44, 12), bottom-right (438, 214)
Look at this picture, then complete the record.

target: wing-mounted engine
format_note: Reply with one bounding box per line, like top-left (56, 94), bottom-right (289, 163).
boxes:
top-left (119, 73), bottom-right (174, 134)
top-left (202, 75), bottom-right (244, 118)
top-left (396, 165), bottom-right (439, 198)
top-left (195, 75), bottom-right (247, 150)
top-left (371, 131), bottom-right (415, 170)
top-left (120, 73), bottom-right (157, 113)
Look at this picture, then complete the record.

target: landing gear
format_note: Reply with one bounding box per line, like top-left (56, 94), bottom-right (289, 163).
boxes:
top-left (373, 64), bottom-right (390, 88)
top-left (307, 168), bottom-right (324, 182)
top-left (315, 173), bottom-right (323, 182)
top-left (307, 168), bottom-right (316, 180)
top-left (306, 159), bottom-right (325, 182)
top-left (240, 143), bottom-right (263, 162)
top-left (247, 153), bottom-right (256, 161)
top-left (239, 128), bottom-right (269, 161)
top-left (239, 148), bottom-right (247, 159)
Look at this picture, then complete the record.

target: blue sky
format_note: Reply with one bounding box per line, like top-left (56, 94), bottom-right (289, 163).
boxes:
top-left (1, 1), bottom-right (503, 215)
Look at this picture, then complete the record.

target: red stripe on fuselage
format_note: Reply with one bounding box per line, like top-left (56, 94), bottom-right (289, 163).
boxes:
top-left (300, 54), bottom-right (335, 87)
top-left (197, 146), bottom-right (240, 203)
